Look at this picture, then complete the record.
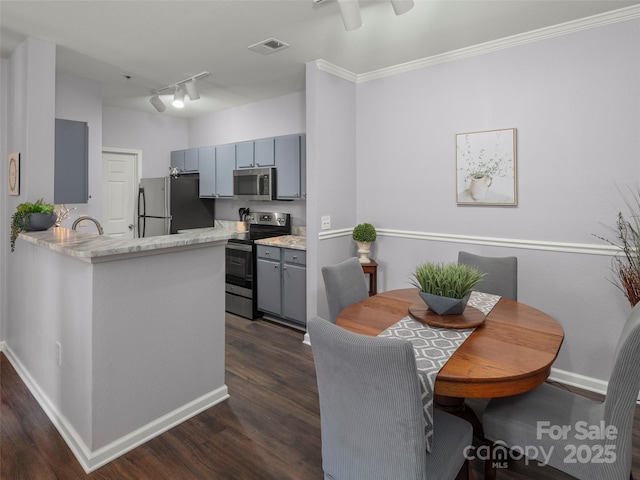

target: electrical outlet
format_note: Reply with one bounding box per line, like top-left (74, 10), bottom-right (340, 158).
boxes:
top-left (55, 342), bottom-right (62, 367)
top-left (321, 215), bottom-right (331, 230)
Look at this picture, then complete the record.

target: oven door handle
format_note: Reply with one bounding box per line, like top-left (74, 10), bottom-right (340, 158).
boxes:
top-left (226, 243), bottom-right (253, 253)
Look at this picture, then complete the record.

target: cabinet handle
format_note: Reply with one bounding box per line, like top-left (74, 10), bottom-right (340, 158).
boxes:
top-left (274, 264), bottom-right (279, 269)
top-left (292, 255), bottom-right (297, 260)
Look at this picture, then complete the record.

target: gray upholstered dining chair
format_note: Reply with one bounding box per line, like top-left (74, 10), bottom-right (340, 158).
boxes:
top-left (458, 251), bottom-right (518, 300)
top-left (308, 316), bottom-right (473, 480)
top-left (321, 257), bottom-right (370, 323)
top-left (482, 301), bottom-right (640, 480)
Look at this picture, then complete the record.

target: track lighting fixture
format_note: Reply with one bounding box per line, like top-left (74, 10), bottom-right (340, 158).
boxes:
top-left (337, 0), bottom-right (362, 31)
top-left (172, 86), bottom-right (185, 108)
top-left (150, 94), bottom-right (166, 113)
top-left (149, 71), bottom-right (209, 113)
top-left (185, 78), bottom-right (200, 101)
top-left (315, 0), bottom-right (414, 31)
top-left (390, 0), bottom-right (414, 15)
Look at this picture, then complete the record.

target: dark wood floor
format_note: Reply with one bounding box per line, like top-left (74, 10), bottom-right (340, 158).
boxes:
top-left (1, 313), bottom-right (639, 479)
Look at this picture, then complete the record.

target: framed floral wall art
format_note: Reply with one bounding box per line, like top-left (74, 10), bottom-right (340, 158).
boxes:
top-left (456, 128), bottom-right (517, 206)
top-left (8, 152), bottom-right (20, 196)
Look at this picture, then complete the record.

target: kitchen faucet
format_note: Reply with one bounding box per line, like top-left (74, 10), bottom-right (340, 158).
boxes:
top-left (71, 216), bottom-right (104, 235)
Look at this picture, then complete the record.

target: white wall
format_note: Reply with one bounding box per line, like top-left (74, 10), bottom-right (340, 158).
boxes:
top-left (306, 62), bottom-right (359, 321)
top-left (102, 106), bottom-right (189, 178)
top-left (352, 18), bottom-right (640, 383)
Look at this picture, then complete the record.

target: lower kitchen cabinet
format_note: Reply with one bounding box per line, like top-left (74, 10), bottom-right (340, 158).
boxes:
top-left (257, 245), bottom-right (307, 326)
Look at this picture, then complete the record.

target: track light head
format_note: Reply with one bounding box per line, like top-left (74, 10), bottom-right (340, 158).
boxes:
top-left (150, 94), bottom-right (166, 113)
top-left (172, 86), bottom-right (185, 108)
top-left (390, 0), bottom-right (414, 15)
top-left (337, 0), bottom-right (362, 31)
top-left (185, 79), bottom-right (200, 101)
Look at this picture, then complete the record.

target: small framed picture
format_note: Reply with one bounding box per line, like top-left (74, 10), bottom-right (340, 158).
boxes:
top-left (456, 128), bottom-right (517, 206)
top-left (8, 152), bottom-right (20, 196)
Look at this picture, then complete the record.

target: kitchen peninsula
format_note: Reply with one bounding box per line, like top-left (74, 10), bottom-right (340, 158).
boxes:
top-left (7, 227), bottom-right (236, 472)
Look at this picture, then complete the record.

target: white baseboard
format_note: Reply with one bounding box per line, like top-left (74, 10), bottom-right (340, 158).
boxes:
top-left (3, 345), bottom-right (229, 473)
top-left (0, 340), bottom-right (5, 352)
top-left (303, 332), bottom-right (311, 346)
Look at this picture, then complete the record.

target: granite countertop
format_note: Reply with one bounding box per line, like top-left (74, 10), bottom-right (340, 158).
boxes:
top-left (254, 235), bottom-right (307, 251)
top-left (19, 227), bottom-right (237, 262)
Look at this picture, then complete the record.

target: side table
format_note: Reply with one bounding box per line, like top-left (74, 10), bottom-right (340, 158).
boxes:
top-left (360, 260), bottom-right (378, 296)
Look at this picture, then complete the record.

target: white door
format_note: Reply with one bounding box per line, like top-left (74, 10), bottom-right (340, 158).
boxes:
top-left (102, 148), bottom-right (141, 238)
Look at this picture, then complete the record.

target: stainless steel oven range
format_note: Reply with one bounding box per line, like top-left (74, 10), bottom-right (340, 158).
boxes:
top-left (225, 212), bottom-right (291, 319)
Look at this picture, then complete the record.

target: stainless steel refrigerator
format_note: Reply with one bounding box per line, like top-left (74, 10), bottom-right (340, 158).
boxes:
top-left (137, 175), bottom-right (215, 237)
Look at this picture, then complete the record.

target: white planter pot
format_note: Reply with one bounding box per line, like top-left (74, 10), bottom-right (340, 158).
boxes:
top-left (356, 241), bottom-right (372, 264)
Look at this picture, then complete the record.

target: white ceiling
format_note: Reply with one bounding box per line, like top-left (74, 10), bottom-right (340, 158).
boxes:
top-left (2, 0), bottom-right (639, 118)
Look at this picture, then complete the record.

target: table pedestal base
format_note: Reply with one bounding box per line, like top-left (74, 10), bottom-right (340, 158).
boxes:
top-left (434, 395), bottom-right (485, 440)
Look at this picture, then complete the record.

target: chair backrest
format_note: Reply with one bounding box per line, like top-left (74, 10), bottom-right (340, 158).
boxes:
top-left (458, 251), bottom-right (518, 300)
top-left (602, 302), bottom-right (640, 479)
top-left (321, 257), bottom-right (370, 323)
top-left (308, 316), bottom-right (427, 480)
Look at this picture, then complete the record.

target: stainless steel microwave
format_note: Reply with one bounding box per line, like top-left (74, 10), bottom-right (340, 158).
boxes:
top-left (233, 167), bottom-right (276, 201)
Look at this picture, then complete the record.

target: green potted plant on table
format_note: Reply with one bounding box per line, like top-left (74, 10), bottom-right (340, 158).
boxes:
top-left (411, 262), bottom-right (486, 315)
top-left (10, 198), bottom-right (57, 252)
top-left (352, 223), bottom-right (377, 264)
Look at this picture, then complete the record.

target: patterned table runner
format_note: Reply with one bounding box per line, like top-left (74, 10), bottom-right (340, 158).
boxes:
top-left (378, 291), bottom-right (501, 451)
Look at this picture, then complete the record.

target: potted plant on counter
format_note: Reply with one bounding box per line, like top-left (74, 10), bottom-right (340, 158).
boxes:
top-left (10, 198), bottom-right (57, 252)
top-left (411, 262), bottom-right (486, 315)
top-left (352, 223), bottom-right (377, 264)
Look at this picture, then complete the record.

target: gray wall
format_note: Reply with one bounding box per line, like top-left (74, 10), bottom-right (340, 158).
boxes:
top-left (349, 18), bottom-right (640, 384)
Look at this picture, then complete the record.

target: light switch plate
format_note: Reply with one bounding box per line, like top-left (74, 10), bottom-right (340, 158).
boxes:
top-left (321, 215), bottom-right (331, 230)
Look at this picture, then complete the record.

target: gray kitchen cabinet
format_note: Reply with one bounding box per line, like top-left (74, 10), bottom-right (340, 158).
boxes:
top-left (275, 134), bottom-right (304, 200)
top-left (198, 146), bottom-right (216, 198)
top-left (282, 249), bottom-right (307, 324)
top-left (257, 245), bottom-right (307, 326)
top-left (254, 138), bottom-right (275, 167)
top-left (236, 138), bottom-right (275, 169)
top-left (55, 118), bottom-right (89, 204)
top-left (171, 148), bottom-right (198, 173)
top-left (257, 246), bottom-right (282, 316)
top-left (235, 141), bottom-right (254, 169)
top-left (215, 143), bottom-right (236, 197)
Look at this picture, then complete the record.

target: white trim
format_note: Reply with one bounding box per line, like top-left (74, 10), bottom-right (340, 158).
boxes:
top-left (0, 340), bottom-right (5, 352)
top-left (318, 228), bottom-right (617, 256)
top-left (549, 367), bottom-right (608, 396)
top-left (3, 344), bottom-right (229, 473)
top-left (303, 332), bottom-right (311, 346)
top-left (313, 59), bottom-right (358, 83)
top-left (315, 5), bottom-right (640, 85)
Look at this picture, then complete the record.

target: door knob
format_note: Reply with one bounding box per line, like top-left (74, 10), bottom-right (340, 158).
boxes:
top-left (128, 224), bottom-right (134, 230)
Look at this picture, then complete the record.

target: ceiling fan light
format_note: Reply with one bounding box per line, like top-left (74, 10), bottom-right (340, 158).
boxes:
top-left (150, 94), bottom-right (166, 113)
top-left (172, 86), bottom-right (185, 108)
top-left (337, 0), bottom-right (362, 31)
top-left (185, 79), bottom-right (200, 101)
top-left (390, 0), bottom-right (414, 15)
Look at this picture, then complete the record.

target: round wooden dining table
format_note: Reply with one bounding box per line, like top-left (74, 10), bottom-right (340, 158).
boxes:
top-left (336, 288), bottom-right (565, 401)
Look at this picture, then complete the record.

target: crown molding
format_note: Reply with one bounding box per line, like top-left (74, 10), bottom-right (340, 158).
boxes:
top-left (314, 5), bottom-right (640, 85)
top-left (313, 59), bottom-right (358, 83)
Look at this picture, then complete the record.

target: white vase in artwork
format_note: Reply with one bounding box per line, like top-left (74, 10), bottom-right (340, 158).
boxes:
top-left (356, 241), bottom-right (372, 264)
top-left (469, 176), bottom-right (493, 201)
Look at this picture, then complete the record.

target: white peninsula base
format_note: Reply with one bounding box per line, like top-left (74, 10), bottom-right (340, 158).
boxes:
top-left (5, 228), bottom-right (232, 472)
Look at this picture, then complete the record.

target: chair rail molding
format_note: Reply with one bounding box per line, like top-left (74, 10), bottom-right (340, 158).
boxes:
top-left (319, 228), bottom-right (618, 256)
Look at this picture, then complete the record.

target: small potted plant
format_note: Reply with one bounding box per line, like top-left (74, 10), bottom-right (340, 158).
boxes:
top-left (411, 262), bottom-right (486, 315)
top-left (10, 198), bottom-right (57, 252)
top-left (352, 223), bottom-right (377, 264)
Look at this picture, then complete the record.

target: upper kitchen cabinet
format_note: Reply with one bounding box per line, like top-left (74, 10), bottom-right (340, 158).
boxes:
top-left (215, 143), bottom-right (236, 198)
top-left (198, 146), bottom-right (216, 198)
top-left (254, 138), bottom-right (275, 167)
top-left (55, 118), bottom-right (89, 204)
top-left (236, 138), bottom-right (275, 169)
top-left (275, 134), bottom-right (305, 200)
top-left (199, 144), bottom-right (235, 198)
top-left (171, 148), bottom-right (199, 173)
